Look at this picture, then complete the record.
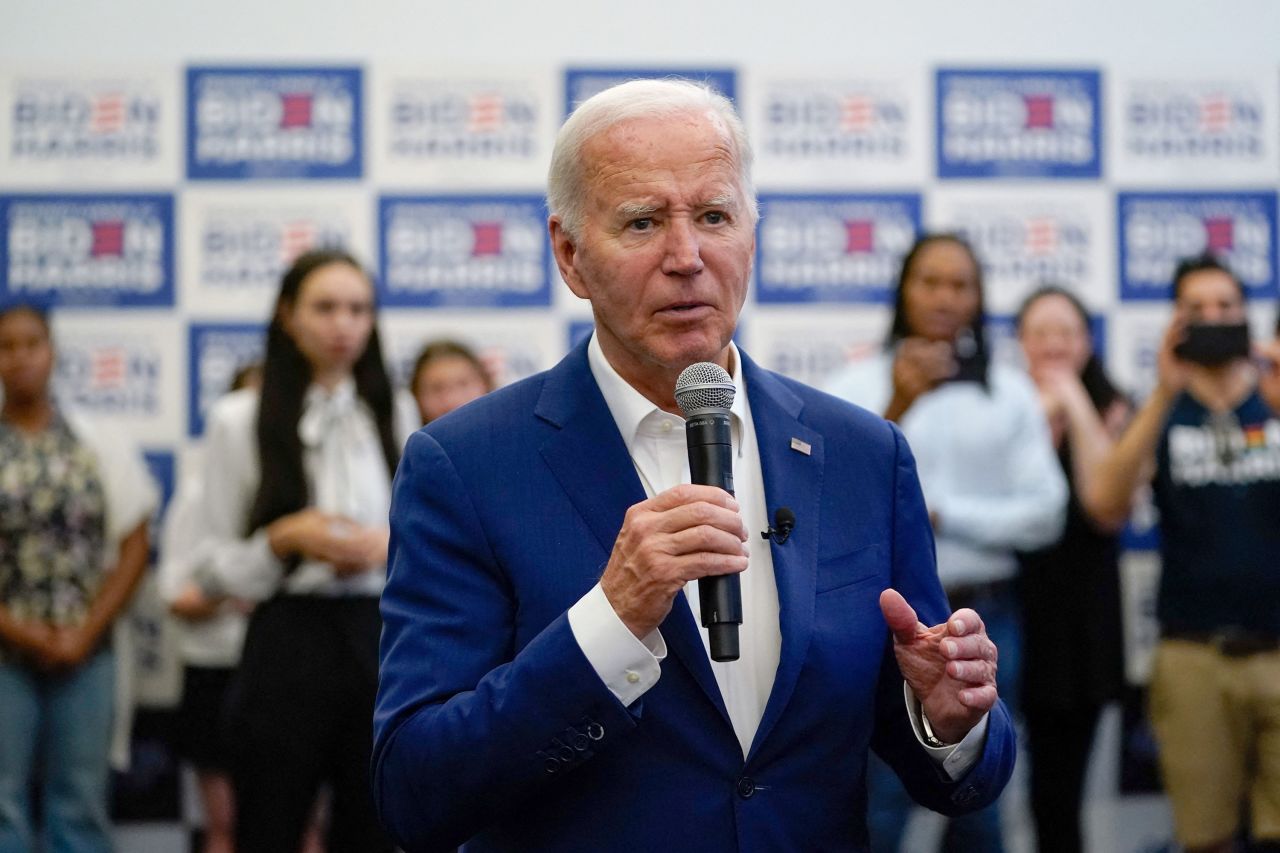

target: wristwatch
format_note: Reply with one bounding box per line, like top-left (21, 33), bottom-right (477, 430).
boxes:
top-left (920, 709), bottom-right (949, 748)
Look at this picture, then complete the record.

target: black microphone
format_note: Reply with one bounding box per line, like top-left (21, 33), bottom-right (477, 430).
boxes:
top-left (675, 362), bottom-right (742, 663)
top-left (761, 507), bottom-right (796, 545)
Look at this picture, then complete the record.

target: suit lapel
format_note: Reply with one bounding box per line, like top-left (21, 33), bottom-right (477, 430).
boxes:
top-left (536, 348), bottom-right (646, 558)
top-left (741, 357), bottom-right (824, 760)
top-left (535, 342), bottom-right (731, 725)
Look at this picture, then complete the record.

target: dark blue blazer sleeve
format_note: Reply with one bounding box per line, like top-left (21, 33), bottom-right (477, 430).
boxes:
top-left (372, 429), bottom-right (639, 852)
top-left (869, 423), bottom-right (1017, 815)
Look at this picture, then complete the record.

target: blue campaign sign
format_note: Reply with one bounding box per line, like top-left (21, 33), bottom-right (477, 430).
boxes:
top-left (936, 68), bottom-right (1103, 179)
top-left (0, 193), bottom-right (175, 308)
top-left (378, 194), bottom-right (551, 308)
top-left (564, 67), bottom-right (737, 115)
top-left (755, 193), bottom-right (921, 305)
top-left (567, 319), bottom-right (595, 352)
top-left (1117, 191), bottom-right (1278, 302)
top-left (187, 322), bottom-right (266, 437)
top-left (186, 66), bottom-right (363, 180)
top-left (142, 450), bottom-right (175, 562)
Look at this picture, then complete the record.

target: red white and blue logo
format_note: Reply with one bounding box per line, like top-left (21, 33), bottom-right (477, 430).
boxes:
top-left (1117, 191), bottom-right (1278, 301)
top-left (0, 194), bottom-right (174, 307)
top-left (186, 66), bottom-right (362, 179)
top-left (759, 79), bottom-right (910, 161)
top-left (756, 193), bottom-right (921, 304)
top-left (196, 209), bottom-right (351, 292)
top-left (9, 78), bottom-right (163, 163)
top-left (386, 79), bottom-right (541, 161)
top-left (932, 193), bottom-right (1106, 311)
top-left (1123, 81), bottom-right (1266, 162)
top-left (55, 335), bottom-right (162, 416)
top-left (378, 195), bottom-right (550, 308)
top-left (187, 322), bottom-right (266, 436)
top-left (564, 68), bottom-right (736, 115)
top-left (936, 69), bottom-right (1102, 179)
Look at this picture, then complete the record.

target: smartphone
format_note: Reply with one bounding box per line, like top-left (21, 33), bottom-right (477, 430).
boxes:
top-left (1174, 322), bottom-right (1251, 366)
top-left (942, 330), bottom-right (988, 384)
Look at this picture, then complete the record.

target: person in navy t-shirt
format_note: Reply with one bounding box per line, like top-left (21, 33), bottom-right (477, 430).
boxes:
top-left (1093, 254), bottom-right (1280, 853)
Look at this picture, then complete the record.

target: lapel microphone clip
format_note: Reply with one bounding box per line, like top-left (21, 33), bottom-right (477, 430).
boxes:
top-left (761, 507), bottom-right (796, 545)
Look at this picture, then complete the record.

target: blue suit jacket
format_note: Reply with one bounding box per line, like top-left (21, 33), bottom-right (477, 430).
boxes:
top-left (374, 341), bottom-right (1015, 852)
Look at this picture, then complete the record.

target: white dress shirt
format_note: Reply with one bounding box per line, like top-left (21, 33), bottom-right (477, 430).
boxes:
top-left (192, 380), bottom-right (418, 602)
top-left (569, 337), bottom-right (987, 773)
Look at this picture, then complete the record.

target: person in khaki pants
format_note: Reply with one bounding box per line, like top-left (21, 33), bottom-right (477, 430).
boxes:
top-left (1093, 253), bottom-right (1280, 853)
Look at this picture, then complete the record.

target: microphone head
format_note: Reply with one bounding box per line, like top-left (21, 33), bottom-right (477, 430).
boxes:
top-left (774, 506), bottom-right (796, 530)
top-left (675, 362), bottom-right (735, 416)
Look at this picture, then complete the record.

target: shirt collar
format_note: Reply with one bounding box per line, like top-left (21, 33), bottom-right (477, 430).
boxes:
top-left (298, 377), bottom-right (360, 447)
top-left (587, 332), bottom-right (747, 452)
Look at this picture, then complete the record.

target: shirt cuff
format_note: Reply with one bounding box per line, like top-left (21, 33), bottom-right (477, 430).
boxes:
top-left (902, 682), bottom-right (990, 781)
top-left (205, 530), bottom-right (285, 602)
top-left (568, 583), bottom-right (665, 707)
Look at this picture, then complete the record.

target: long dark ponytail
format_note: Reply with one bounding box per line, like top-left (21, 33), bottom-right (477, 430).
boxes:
top-left (246, 249), bottom-right (400, 536)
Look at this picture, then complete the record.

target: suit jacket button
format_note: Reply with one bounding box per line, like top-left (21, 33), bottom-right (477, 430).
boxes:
top-left (736, 777), bottom-right (755, 799)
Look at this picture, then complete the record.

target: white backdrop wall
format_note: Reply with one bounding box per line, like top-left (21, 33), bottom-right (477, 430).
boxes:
top-left (4, 3), bottom-right (1280, 851)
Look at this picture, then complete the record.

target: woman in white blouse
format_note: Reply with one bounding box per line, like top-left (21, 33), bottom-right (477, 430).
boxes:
top-left (189, 249), bottom-right (414, 853)
top-left (825, 233), bottom-right (1067, 853)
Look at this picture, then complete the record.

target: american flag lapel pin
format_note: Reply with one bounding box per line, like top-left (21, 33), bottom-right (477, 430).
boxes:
top-left (790, 437), bottom-right (812, 456)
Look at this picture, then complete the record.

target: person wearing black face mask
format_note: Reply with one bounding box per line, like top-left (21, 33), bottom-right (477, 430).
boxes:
top-left (1093, 253), bottom-right (1280, 853)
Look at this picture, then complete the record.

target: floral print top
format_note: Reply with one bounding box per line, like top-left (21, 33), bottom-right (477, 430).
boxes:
top-left (0, 411), bottom-right (107, 633)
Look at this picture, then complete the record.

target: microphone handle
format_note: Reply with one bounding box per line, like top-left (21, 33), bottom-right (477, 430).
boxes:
top-left (686, 411), bottom-right (742, 662)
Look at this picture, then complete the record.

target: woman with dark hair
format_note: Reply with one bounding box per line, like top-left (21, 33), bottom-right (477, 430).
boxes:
top-left (826, 234), bottom-right (1067, 853)
top-left (1015, 285), bottom-right (1129, 853)
top-left (409, 338), bottom-right (494, 425)
top-left (0, 303), bottom-right (156, 853)
top-left (188, 250), bottom-right (414, 853)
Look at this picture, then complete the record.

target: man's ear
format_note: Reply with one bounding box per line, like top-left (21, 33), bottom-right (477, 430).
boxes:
top-left (549, 217), bottom-right (590, 300)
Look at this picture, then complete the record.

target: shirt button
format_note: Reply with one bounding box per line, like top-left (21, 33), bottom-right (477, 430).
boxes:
top-left (625, 670), bottom-right (640, 684)
top-left (736, 776), bottom-right (756, 799)
top-left (661, 420), bottom-right (673, 432)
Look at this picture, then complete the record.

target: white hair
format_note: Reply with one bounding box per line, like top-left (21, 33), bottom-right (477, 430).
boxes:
top-left (547, 78), bottom-right (758, 240)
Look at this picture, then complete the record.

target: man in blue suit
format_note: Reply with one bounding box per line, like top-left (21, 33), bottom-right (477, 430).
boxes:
top-left (373, 79), bottom-right (1016, 853)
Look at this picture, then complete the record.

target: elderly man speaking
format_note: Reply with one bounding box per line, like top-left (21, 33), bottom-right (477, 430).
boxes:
top-left (373, 79), bottom-right (1015, 853)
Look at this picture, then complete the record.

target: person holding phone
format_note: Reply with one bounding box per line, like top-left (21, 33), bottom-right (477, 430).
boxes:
top-left (825, 233), bottom-right (1067, 853)
top-left (1092, 253), bottom-right (1280, 853)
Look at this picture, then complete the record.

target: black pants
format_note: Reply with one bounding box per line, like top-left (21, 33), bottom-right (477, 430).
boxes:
top-left (225, 595), bottom-right (393, 853)
top-left (1024, 703), bottom-right (1102, 853)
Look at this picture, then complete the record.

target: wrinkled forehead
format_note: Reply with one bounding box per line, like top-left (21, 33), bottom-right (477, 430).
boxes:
top-left (580, 109), bottom-right (742, 186)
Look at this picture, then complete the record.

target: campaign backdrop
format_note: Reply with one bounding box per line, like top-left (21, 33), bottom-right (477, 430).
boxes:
top-left (3, 61), bottom-right (1278, 851)
top-left (5, 63), bottom-right (1275, 477)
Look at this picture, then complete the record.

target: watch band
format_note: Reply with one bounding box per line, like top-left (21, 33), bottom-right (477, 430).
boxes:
top-left (920, 709), bottom-right (948, 748)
